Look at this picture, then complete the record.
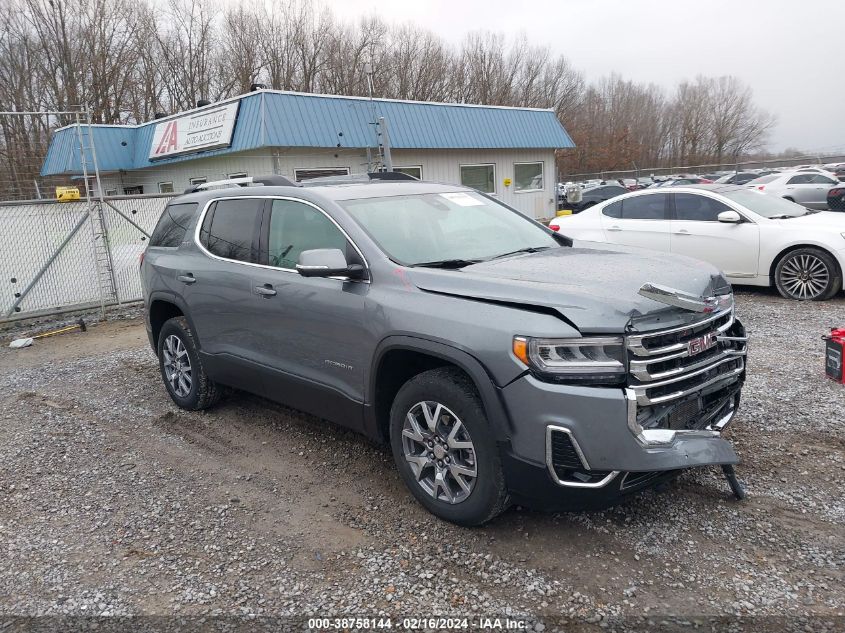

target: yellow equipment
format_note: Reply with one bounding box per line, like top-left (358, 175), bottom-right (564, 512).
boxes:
top-left (55, 186), bottom-right (81, 202)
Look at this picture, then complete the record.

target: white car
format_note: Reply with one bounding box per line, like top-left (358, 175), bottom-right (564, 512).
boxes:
top-left (746, 171), bottom-right (840, 209)
top-left (548, 185), bottom-right (845, 301)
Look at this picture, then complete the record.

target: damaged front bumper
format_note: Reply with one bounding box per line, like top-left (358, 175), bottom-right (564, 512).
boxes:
top-left (499, 315), bottom-right (747, 504)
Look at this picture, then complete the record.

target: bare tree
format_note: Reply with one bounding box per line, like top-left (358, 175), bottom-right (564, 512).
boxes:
top-left (0, 0), bottom-right (780, 198)
top-left (153, 0), bottom-right (218, 110)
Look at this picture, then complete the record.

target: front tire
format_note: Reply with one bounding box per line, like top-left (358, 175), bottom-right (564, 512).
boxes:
top-left (774, 248), bottom-right (841, 301)
top-left (389, 367), bottom-right (509, 526)
top-left (157, 316), bottom-right (221, 410)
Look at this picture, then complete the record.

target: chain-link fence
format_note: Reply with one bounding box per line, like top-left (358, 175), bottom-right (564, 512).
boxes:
top-left (560, 152), bottom-right (845, 183)
top-left (0, 194), bottom-right (172, 322)
top-left (0, 108), bottom-right (176, 323)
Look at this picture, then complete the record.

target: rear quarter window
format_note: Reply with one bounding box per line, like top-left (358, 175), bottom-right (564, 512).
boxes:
top-left (602, 200), bottom-right (622, 218)
top-left (149, 203), bottom-right (198, 247)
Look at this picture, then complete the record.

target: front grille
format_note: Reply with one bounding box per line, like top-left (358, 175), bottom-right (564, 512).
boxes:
top-left (635, 312), bottom-right (731, 354)
top-left (627, 310), bottom-right (747, 406)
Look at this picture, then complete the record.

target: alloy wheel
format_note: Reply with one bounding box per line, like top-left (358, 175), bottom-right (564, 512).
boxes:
top-left (162, 334), bottom-right (193, 397)
top-left (779, 254), bottom-right (830, 300)
top-left (401, 401), bottom-right (477, 504)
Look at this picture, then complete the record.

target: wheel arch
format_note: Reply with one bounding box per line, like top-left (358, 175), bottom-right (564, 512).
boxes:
top-left (147, 292), bottom-right (200, 351)
top-left (769, 243), bottom-right (843, 288)
top-left (366, 336), bottom-right (512, 445)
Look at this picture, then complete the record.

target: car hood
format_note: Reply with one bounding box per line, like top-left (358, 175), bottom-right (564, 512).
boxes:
top-left (771, 211), bottom-right (845, 229)
top-left (407, 242), bottom-right (732, 333)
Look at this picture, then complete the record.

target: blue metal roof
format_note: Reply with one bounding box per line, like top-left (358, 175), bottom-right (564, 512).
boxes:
top-left (42, 91), bottom-right (573, 175)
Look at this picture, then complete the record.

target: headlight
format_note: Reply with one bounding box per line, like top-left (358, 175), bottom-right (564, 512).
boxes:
top-left (513, 336), bottom-right (626, 384)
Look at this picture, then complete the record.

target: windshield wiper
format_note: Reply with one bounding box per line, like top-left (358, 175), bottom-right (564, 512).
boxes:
top-left (769, 209), bottom-right (819, 219)
top-left (412, 258), bottom-right (482, 269)
top-left (489, 246), bottom-right (553, 260)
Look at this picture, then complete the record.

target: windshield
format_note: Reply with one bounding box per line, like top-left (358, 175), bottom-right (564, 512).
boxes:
top-left (722, 189), bottom-right (811, 218)
top-left (340, 191), bottom-right (558, 266)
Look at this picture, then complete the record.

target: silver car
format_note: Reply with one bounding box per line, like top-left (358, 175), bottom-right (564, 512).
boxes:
top-left (748, 171), bottom-right (841, 209)
top-left (141, 175), bottom-right (748, 525)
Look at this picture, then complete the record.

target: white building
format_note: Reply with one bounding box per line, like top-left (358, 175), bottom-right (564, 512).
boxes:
top-left (42, 90), bottom-right (574, 219)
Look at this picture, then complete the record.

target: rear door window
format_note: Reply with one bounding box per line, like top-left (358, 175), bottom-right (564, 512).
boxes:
top-left (199, 198), bottom-right (263, 263)
top-left (621, 194), bottom-right (667, 220)
top-left (149, 203), bottom-right (197, 247)
top-left (786, 174), bottom-right (812, 185)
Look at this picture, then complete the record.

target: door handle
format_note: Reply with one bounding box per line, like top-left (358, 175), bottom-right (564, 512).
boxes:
top-left (607, 225), bottom-right (622, 232)
top-left (674, 229), bottom-right (690, 235)
top-left (177, 273), bottom-right (196, 284)
top-left (254, 284), bottom-right (277, 297)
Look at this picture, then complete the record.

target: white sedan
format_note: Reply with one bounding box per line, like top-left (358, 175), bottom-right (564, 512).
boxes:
top-left (549, 185), bottom-right (845, 301)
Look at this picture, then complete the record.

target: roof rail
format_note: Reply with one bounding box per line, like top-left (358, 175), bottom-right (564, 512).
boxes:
top-left (184, 174), bottom-right (298, 194)
top-left (368, 171), bottom-right (418, 181)
top-left (299, 171), bottom-right (419, 187)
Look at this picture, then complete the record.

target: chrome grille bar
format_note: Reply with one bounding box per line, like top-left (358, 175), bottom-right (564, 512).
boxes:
top-left (627, 310), bottom-right (733, 357)
top-left (627, 308), bottom-right (747, 407)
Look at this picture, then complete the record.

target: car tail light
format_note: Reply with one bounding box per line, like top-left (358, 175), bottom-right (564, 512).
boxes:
top-left (549, 223), bottom-right (560, 231)
top-left (139, 252), bottom-right (145, 266)
top-left (757, 185), bottom-right (765, 191)
top-left (830, 188), bottom-right (844, 197)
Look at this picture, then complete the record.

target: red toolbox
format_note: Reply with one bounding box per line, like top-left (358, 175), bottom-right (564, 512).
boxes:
top-left (824, 328), bottom-right (845, 383)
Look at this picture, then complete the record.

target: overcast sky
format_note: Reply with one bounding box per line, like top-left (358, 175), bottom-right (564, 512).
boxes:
top-left (320, 0), bottom-right (844, 153)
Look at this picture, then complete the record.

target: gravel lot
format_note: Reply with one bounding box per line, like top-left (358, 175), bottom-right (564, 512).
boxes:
top-left (1, 290), bottom-right (843, 631)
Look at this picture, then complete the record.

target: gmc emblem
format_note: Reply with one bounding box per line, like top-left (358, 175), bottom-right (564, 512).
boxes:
top-left (688, 331), bottom-right (718, 356)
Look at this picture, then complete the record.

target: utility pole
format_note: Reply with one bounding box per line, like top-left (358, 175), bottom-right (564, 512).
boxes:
top-left (379, 116), bottom-right (393, 172)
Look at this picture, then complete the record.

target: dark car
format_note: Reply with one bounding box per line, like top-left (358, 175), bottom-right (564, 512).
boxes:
top-left (141, 175), bottom-right (747, 525)
top-left (652, 177), bottom-right (713, 188)
top-left (715, 172), bottom-right (759, 185)
top-left (567, 184), bottom-right (628, 212)
top-left (828, 184), bottom-right (845, 210)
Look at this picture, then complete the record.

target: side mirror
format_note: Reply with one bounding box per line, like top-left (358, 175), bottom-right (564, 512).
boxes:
top-left (717, 210), bottom-right (742, 223)
top-left (296, 248), bottom-right (364, 279)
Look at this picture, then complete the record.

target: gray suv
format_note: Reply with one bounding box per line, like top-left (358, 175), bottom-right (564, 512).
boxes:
top-left (141, 176), bottom-right (748, 525)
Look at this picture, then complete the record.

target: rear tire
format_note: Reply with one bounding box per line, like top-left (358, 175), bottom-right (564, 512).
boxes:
top-left (389, 367), bottom-right (509, 526)
top-left (157, 316), bottom-right (221, 410)
top-left (774, 248), bottom-right (841, 301)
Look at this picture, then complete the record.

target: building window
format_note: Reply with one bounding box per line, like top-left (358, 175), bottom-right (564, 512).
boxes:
top-left (294, 167), bottom-right (350, 182)
top-left (394, 166), bottom-right (422, 180)
top-left (189, 177), bottom-right (208, 185)
top-left (123, 186), bottom-right (143, 195)
top-left (514, 162), bottom-right (544, 192)
top-left (227, 172), bottom-right (248, 179)
top-left (460, 164), bottom-right (495, 194)
top-left (158, 181), bottom-right (174, 194)
top-left (105, 188), bottom-right (118, 196)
